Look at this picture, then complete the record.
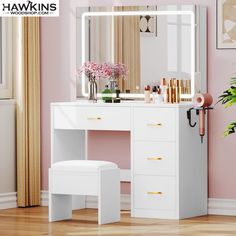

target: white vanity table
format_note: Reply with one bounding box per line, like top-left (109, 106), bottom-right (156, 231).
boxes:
top-left (51, 101), bottom-right (207, 219)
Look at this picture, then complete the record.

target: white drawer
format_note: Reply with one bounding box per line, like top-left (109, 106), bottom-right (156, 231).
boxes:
top-left (53, 106), bottom-right (131, 130)
top-left (133, 108), bottom-right (176, 141)
top-left (134, 175), bottom-right (176, 211)
top-left (133, 141), bottom-right (176, 176)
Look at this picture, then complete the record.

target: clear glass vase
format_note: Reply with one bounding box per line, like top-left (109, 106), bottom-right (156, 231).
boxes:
top-left (88, 77), bottom-right (97, 102)
top-left (109, 77), bottom-right (117, 92)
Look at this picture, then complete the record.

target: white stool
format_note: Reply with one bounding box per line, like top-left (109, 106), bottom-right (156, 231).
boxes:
top-left (49, 160), bottom-right (120, 224)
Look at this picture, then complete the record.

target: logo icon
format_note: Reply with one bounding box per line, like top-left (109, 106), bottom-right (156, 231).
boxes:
top-left (0, 0), bottom-right (59, 17)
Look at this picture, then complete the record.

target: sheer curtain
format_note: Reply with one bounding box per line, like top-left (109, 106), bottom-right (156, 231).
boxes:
top-left (14, 17), bottom-right (41, 207)
top-left (113, 6), bottom-right (141, 93)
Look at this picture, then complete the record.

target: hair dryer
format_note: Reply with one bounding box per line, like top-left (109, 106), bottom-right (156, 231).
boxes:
top-left (193, 93), bottom-right (213, 143)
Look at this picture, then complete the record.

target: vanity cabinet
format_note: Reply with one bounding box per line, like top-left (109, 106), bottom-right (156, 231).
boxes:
top-left (132, 106), bottom-right (207, 219)
top-left (51, 102), bottom-right (207, 219)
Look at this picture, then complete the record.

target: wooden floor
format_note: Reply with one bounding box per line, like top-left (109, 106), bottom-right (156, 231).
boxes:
top-left (0, 207), bottom-right (236, 236)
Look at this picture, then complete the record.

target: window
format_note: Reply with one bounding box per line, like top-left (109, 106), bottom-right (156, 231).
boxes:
top-left (0, 17), bottom-right (12, 99)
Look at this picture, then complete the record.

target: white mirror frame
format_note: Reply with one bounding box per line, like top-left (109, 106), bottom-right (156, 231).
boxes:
top-left (81, 10), bottom-right (195, 99)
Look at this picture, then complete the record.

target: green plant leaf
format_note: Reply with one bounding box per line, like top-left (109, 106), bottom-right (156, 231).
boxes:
top-left (224, 122), bottom-right (236, 136)
top-left (218, 77), bottom-right (236, 136)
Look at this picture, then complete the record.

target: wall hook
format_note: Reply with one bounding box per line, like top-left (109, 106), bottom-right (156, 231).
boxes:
top-left (187, 108), bottom-right (197, 128)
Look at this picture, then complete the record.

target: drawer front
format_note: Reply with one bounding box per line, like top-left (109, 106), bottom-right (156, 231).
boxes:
top-left (133, 108), bottom-right (176, 141)
top-left (53, 106), bottom-right (131, 130)
top-left (134, 175), bottom-right (176, 211)
top-left (133, 141), bottom-right (176, 176)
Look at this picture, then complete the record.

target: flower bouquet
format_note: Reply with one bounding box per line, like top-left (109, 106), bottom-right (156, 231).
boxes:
top-left (100, 62), bottom-right (128, 92)
top-left (101, 62), bottom-right (128, 79)
top-left (77, 61), bottom-right (104, 80)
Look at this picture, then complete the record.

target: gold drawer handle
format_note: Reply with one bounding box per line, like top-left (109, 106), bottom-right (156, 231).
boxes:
top-left (87, 117), bottom-right (102, 120)
top-left (147, 191), bottom-right (163, 195)
top-left (147, 123), bottom-right (162, 127)
top-left (147, 157), bottom-right (163, 161)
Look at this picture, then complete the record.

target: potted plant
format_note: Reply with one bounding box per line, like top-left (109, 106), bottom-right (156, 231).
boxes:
top-left (218, 77), bottom-right (236, 136)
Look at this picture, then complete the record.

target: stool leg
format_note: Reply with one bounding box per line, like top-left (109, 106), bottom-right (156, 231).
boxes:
top-left (49, 194), bottom-right (72, 222)
top-left (98, 169), bottom-right (120, 224)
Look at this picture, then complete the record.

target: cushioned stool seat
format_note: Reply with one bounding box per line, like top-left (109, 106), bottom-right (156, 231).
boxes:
top-left (49, 160), bottom-right (120, 224)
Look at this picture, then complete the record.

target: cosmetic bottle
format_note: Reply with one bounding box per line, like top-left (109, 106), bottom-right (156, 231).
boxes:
top-left (186, 80), bottom-right (192, 101)
top-left (101, 85), bottom-right (112, 103)
top-left (144, 85), bottom-right (151, 103)
top-left (174, 80), bottom-right (181, 103)
top-left (168, 80), bottom-right (174, 103)
top-left (114, 89), bottom-right (121, 103)
top-left (156, 86), bottom-right (163, 104)
top-left (172, 79), bottom-right (177, 103)
top-left (160, 78), bottom-right (168, 103)
top-left (180, 80), bottom-right (185, 102)
top-left (152, 86), bottom-right (157, 103)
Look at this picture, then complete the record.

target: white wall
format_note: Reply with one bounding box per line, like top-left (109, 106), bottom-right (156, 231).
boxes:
top-left (0, 100), bottom-right (15, 194)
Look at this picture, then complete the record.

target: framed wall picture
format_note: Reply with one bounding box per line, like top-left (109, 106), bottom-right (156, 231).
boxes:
top-left (139, 6), bottom-right (157, 37)
top-left (217, 0), bottom-right (236, 49)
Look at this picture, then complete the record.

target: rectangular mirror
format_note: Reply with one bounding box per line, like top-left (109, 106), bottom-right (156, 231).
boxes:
top-left (76, 5), bottom-right (206, 99)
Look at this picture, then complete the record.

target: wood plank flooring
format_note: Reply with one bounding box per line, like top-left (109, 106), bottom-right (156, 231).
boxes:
top-left (0, 207), bottom-right (236, 235)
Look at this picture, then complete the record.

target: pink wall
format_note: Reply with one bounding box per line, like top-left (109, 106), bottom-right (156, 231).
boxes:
top-left (41, 0), bottom-right (236, 198)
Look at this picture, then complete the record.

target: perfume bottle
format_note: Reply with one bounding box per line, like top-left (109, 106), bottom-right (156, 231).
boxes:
top-left (114, 89), bottom-right (121, 103)
top-left (102, 85), bottom-right (112, 103)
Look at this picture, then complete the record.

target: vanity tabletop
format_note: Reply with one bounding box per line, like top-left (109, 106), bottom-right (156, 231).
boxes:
top-left (51, 100), bottom-right (194, 108)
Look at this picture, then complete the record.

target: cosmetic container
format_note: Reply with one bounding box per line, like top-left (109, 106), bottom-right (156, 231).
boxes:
top-left (168, 80), bottom-right (174, 103)
top-left (102, 85), bottom-right (112, 103)
top-left (152, 86), bottom-right (157, 103)
top-left (160, 78), bottom-right (168, 103)
top-left (156, 86), bottom-right (163, 104)
top-left (144, 85), bottom-right (151, 103)
top-left (172, 79), bottom-right (177, 103)
top-left (114, 89), bottom-right (121, 103)
top-left (174, 80), bottom-right (181, 103)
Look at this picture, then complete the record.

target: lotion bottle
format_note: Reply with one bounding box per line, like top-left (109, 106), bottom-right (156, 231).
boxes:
top-left (144, 85), bottom-right (151, 103)
top-left (156, 86), bottom-right (163, 104)
top-left (160, 78), bottom-right (168, 103)
top-left (152, 86), bottom-right (157, 103)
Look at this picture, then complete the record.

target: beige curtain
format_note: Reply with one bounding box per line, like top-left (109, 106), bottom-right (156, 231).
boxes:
top-left (15, 17), bottom-right (41, 207)
top-left (113, 6), bottom-right (141, 93)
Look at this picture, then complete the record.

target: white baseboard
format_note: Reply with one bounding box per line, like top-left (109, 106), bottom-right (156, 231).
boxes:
top-left (1, 191), bottom-right (236, 217)
top-left (41, 193), bottom-right (236, 216)
top-left (1, 192), bottom-right (236, 217)
top-left (208, 198), bottom-right (236, 216)
top-left (41, 191), bottom-right (49, 207)
top-left (0, 192), bottom-right (17, 210)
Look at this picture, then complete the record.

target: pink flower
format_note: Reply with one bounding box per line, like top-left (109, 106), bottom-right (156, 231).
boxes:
top-left (77, 62), bottom-right (104, 80)
top-left (101, 62), bottom-right (128, 79)
top-left (77, 61), bottom-right (128, 80)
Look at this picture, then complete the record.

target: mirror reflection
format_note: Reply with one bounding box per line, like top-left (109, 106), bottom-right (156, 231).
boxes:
top-left (76, 5), bottom-right (205, 98)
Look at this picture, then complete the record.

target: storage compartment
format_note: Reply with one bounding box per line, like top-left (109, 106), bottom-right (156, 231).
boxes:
top-left (53, 105), bottom-right (131, 131)
top-left (133, 141), bottom-right (176, 176)
top-left (134, 175), bottom-right (176, 211)
top-left (133, 108), bottom-right (176, 141)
